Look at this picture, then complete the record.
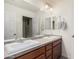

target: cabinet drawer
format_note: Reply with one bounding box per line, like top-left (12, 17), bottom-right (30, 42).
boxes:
top-left (15, 46), bottom-right (45, 59)
top-left (53, 39), bottom-right (61, 47)
top-left (46, 43), bottom-right (52, 51)
top-left (46, 50), bottom-right (52, 57)
top-left (35, 54), bottom-right (45, 59)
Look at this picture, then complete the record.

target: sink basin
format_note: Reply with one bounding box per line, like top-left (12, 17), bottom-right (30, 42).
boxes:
top-left (5, 40), bottom-right (40, 54)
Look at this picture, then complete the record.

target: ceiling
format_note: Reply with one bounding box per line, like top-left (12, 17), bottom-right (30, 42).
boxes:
top-left (4, 0), bottom-right (61, 12)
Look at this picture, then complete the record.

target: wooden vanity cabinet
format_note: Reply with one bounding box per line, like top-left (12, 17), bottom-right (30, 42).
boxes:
top-left (15, 38), bottom-right (62, 59)
top-left (53, 39), bottom-right (62, 59)
top-left (15, 46), bottom-right (45, 59)
top-left (35, 54), bottom-right (45, 59)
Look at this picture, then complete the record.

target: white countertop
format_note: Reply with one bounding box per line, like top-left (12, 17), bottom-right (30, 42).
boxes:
top-left (4, 35), bottom-right (62, 59)
top-left (36, 36), bottom-right (61, 45)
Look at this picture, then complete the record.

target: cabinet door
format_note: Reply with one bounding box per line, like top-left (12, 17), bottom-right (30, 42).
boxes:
top-left (53, 46), bottom-right (58, 59)
top-left (53, 39), bottom-right (62, 59)
top-left (53, 44), bottom-right (61, 59)
top-left (57, 43), bottom-right (62, 58)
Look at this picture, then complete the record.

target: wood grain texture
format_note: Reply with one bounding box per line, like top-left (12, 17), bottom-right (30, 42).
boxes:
top-left (15, 38), bottom-right (62, 59)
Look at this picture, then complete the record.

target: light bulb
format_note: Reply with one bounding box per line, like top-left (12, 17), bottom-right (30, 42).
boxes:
top-left (49, 8), bottom-right (53, 11)
top-left (45, 5), bottom-right (49, 9)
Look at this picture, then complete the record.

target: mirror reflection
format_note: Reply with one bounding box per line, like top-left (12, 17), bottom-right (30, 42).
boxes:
top-left (4, 0), bottom-right (66, 40)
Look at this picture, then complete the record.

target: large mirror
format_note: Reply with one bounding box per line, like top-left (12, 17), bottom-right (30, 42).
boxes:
top-left (4, 0), bottom-right (66, 40)
top-left (4, 0), bottom-right (50, 40)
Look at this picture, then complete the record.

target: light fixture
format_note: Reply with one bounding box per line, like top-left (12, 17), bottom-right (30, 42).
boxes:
top-left (49, 8), bottom-right (53, 11)
top-left (40, 5), bottom-right (53, 12)
top-left (40, 0), bottom-right (53, 12)
top-left (45, 4), bottom-right (49, 9)
top-left (40, 4), bottom-right (49, 11)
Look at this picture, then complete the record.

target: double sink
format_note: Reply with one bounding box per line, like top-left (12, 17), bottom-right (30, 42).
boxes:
top-left (4, 36), bottom-right (61, 58)
top-left (5, 36), bottom-right (50, 54)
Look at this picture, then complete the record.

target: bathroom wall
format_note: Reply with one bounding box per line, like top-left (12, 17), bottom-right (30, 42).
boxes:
top-left (4, 0), bottom-right (74, 59)
top-left (4, 3), bottom-right (35, 39)
top-left (52, 0), bottom-right (74, 59)
top-left (35, 0), bottom-right (74, 59)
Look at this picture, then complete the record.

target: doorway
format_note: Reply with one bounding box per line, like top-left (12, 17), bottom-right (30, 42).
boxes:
top-left (23, 16), bottom-right (32, 38)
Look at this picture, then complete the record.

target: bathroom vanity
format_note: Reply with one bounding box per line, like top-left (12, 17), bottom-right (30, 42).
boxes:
top-left (5, 36), bottom-right (62, 59)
